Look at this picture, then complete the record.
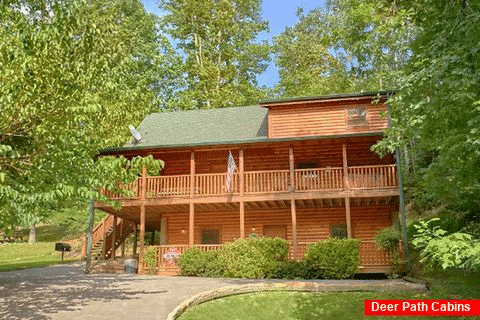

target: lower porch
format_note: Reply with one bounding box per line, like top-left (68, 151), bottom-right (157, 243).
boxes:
top-left (89, 196), bottom-right (399, 275)
top-left (142, 239), bottom-right (393, 275)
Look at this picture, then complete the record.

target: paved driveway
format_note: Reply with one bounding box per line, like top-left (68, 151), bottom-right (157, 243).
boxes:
top-left (0, 263), bottom-right (258, 320)
top-left (0, 263), bottom-right (425, 320)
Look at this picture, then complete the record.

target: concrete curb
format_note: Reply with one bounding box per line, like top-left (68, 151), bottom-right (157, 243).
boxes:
top-left (167, 280), bottom-right (427, 320)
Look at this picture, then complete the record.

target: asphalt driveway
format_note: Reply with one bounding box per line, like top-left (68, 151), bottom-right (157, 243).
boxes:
top-left (0, 263), bottom-right (425, 320)
top-left (0, 263), bottom-right (259, 320)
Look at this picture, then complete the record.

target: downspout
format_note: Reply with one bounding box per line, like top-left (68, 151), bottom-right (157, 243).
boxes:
top-left (385, 95), bottom-right (409, 259)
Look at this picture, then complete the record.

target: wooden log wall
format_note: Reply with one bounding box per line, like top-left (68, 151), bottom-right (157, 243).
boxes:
top-left (268, 101), bottom-right (388, 138)
top-left (161, 204), bottom-right (393, 246)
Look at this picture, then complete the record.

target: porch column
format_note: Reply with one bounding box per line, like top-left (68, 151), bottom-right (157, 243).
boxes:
top-left (189, 202), bottom-right (194, 246)
top-left (139, 204), bottom-right (146, 273)
top-left (239, 149), bottom-right (245, 239)
top-left (240, 201), bottom-right (245, 238)
top-left (160, 217), bottom-right (167, 245)
top-left (289, 147), bottom-right (295, 192)
top-left (132, 224), bottom-right (138, 255)
top-left (189, 151), bottom-right (195, 247)
top-left (110, 215), bottom-right (117, 261)
top-left (119, 218), bottom-right (125, 258)
top-left (290, 198), bottom-right (298, 260)
top-left (342, 142), bottom-right (348, 190)
top-left (239, 148), bottom-right (244, 196)
top-left (138, 166), bottom-right (147, 273)
top-left (190, 151), bottom-right (195, 197)
top-left (345, 196), bottom-right (352, 238)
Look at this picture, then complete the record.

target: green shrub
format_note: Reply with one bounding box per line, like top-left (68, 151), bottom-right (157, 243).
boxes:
top-left (143, 246), bottom-right (158, 275)
top-left (219, 237), bottom-right (289, 278)
top-left (304, 238), bottom-right (360, 279)
top-left (177, 247), bottom-right (208, 276)
top-left (375, 227), bottom-right (401, 252)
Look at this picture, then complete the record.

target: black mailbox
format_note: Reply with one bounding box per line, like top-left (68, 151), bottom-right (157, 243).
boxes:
top-left (55, 243), bottom-right (72, 252)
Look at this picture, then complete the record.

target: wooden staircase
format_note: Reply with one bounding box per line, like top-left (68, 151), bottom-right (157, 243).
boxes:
top-left (91, 215), bottom-right (134, 261)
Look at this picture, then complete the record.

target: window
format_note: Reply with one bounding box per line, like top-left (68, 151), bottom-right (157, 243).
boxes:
top-left (330, 224), bottom-right (347, 239)
top-left (347, 107), bottom-right (368, 126)
top-left (201, 229), bottom-right (220, 244)
top-left (263, 225), bottom-right (287, 239)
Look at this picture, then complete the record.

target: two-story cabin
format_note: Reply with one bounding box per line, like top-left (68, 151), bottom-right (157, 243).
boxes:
top-left (90, 90), bottom-right (400, 274)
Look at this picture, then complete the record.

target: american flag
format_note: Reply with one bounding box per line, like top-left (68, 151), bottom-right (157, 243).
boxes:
top-left (225, 151), bottom-right (237, 192)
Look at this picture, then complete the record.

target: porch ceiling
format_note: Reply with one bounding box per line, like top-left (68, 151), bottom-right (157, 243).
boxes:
top-left (96, 195), bottom-right (398, 231)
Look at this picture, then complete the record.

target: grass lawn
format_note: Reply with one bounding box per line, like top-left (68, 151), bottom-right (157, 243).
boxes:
top-left (179, 269), bottom-right (480, 320)
top-left (0, 242), bottom-right (79, 272)
top-left (0, 225), bottom-right (81, 272)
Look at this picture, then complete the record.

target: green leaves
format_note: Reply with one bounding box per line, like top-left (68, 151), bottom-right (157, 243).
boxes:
top-left (0, 0), bottom-right (164, 227)
top-left (159, 0), bottom-right (271, 109)
top-left (413, 218), bottom-right (480, 270)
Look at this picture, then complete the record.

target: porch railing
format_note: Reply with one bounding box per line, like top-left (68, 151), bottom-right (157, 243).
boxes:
top-left (145, 244), bottom-right (223, 271)
top-left (147, 241), bottom-right (391, 273)
top-left (195, 173), bottom-right (239, 195)
top-left (100, 164), bottom-right (398, 199)
top-left (348, 164), bottom-right (397, 189)
top-left (146, 175), bottom-right (191, 198)
top-left (294, 167), bottom-right (344, 191)
top-left (245, 170), bottom-right (290, 193)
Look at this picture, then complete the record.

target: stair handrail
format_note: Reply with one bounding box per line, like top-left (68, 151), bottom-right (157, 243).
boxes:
top-left (91, 214), bottom-right (114, 248)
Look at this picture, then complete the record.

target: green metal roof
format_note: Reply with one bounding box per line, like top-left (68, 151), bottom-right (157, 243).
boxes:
top-left (123, 105), bottom-right (268, 149)
top-left (98, 90), bottom-right (392, 155)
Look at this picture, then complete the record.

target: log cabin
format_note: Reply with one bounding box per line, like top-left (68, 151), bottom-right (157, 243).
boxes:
top-left (89, 90), bottom-right (400, 274)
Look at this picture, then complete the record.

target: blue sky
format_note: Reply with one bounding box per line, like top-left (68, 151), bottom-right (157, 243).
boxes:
top-left (141, 0), bottom-right (325, 88)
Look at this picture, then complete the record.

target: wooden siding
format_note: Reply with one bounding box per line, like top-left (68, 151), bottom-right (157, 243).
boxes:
top-left (268, 102), bottom-right (388, 138)
top-left (162, 205), bottom-right (393, 246)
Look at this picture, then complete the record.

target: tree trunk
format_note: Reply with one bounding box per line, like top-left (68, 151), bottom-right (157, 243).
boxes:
top-left (28, 224), bottom-right (36, 244)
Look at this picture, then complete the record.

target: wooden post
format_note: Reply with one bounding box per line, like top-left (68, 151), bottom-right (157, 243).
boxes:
top-left (139, 204), bottom-right (146, 273)
top-left (240, 200), bottom-right (245, 238)
top-left (119, 218), bottom-right (125, 258)
top-left (239, 148), bottom-right (245, 239)
top-left (190, 151), bottom-right (195, 198)
top-left (291, 198), bottom-right (298, 260)
top-left (160, 217), bottom-right (167, 245)
top-left (289, 147), bottom-right (295, 192)
top-left (189, 202), bottom-right (194, 246)
top-left (239, 148), bottom-right (244, 196)
top-left (345, 196), bottom-right (352, 238)
top-left (111, 215), bottom-right (117, 260)
top-left (139, 166), bottom-right (147, 273)
top-left (101, 219), bottom-right (107, 260)
top-left (132, 224), bottom-right (138, 256)
top-left (343, 142), bottom-right (348, 190)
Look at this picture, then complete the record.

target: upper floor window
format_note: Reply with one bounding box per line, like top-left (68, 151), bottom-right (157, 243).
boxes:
top-left (347, 107), bottom-right (368, 126)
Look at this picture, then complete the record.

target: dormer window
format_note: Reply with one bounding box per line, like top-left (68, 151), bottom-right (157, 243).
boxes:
top-left (347, 107), bottom-right (368, 126)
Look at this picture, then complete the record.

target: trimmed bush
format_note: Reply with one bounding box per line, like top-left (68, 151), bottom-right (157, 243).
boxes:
top-left (177, 237), bottom-right (289, 278)
top-left (219, 237), bottom-right (289, 278)
top-left (304, 238), bottom-right (360, 279)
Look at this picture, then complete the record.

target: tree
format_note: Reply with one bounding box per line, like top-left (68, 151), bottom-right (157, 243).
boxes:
top-left (0, 0), bottom-right (164, 238)
top-left (273, 8), bottom-right (351, 97)
top-left (376, 0), bottom-right (480, 218)
top-left (159, 0), bottom-right (271, 109)
top-left (273, 1), bottom-right (415, 98)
